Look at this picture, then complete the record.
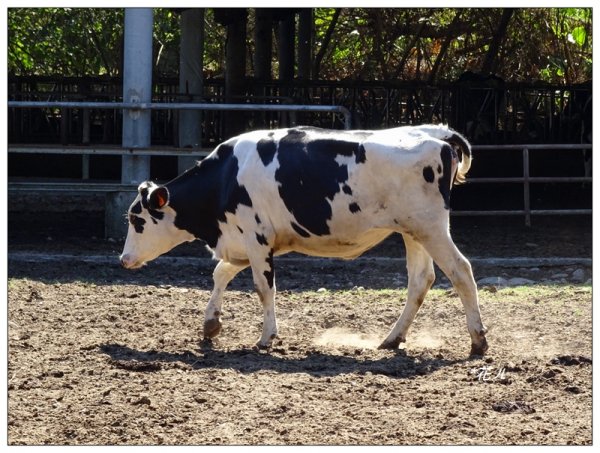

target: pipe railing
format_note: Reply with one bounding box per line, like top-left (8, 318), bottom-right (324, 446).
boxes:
top-left (7, 100), bottom-right (591, 225)
top-left (460, 144), bottom-right (592, 225)
top-left (7, 101), bottom-right (353, 130)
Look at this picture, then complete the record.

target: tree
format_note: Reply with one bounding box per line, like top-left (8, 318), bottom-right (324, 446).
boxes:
top-left (7, 8), bottom-right (593, 84)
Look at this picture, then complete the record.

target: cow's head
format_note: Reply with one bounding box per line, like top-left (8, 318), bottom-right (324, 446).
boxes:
top-left (120, 181), bottom-right (194, 269)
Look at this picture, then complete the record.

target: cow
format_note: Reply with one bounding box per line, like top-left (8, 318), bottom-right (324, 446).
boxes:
top-left (120, 124), bottom-right (488, 356)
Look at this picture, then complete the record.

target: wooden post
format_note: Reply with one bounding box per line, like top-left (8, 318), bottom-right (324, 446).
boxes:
top-left (215, 8), bottom-right (248, 138)
top-left (297, 9), bottom-right (313, 80)
top-left (178, 8), bottom-right (204, 173)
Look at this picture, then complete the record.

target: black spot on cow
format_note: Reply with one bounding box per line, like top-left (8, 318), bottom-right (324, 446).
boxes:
top-left (263, 249), bottom-right (274, 288)
top-left (276, 128), bottom-right (368, 236)
top-left (355, 144), bottom-right (367, 164)
top-left (256, 232), bottom-right (269, 246)
top-left (130, 215), bottom-right (146, 234)
top-left (257, 137), bottom-right (277, 166)
top-left (349, 202), bottom-right (361, 213)
top-left (166, 142), bottom-right (252, 248)
top-left (437, 164), bottom-right (442, 174)
top-left (291, 222), bottom-right (311, 238)
top-left (342, 184), bottom-right (353, 195)
top-left (438, 144), bottom-right (457, 210)
top-left (131, 201), bottom-right (142, 215)
top-left (237, 226), bottom-right (244, 234)
top-left (255, 214), bottom-right (262, 224)
top-left (423, 166), bottom-right (435, 183)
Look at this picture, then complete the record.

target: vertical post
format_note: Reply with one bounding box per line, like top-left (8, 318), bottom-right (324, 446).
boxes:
top-left (82, 85), bottom-right (91, 178)
top-left (224, 9), bottom-right (247, 138)
top-left (81, 154), bottom-right (90, 179)
top-left (60, 108), bottom-right (69, 145)
top-left (523, 147), bottom-right (531, 227)
top-left (278, 11), bottom-right (295, 126)
top-left (106, 8), bottom-right (154, 239)
top-left (254, 8), bottom-right (273, 129)
top-left (278, 12), bottom-right (295, 82)
top-left (297, 9), bottom-right (313, 80)
top-left (254, 9), bottom-right (273, 81)
top-left (178, 8), bottom-right (204, 173)
top-left (121, 7), bottom-right (153, 184)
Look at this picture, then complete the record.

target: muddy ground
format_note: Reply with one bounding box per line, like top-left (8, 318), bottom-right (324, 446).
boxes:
top-left (6, 209), bottom-right (593, 445)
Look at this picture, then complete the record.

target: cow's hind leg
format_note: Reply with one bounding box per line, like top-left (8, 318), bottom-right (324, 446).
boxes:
top-left (419, 229), bottom-right (488, 356)
top-left (247, 247), bottom-right (278, 350)
top-left (203, 260), bottom-right (247, 340)
top-left (379, 234), bottom-right (435, 349)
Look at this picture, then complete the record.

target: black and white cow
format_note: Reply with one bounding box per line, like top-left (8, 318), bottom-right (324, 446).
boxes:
top-left (120, 124), bottom-right (488, 356)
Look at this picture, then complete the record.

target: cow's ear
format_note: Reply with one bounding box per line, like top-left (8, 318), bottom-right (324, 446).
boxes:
top-left (148, 186), bottom-right (170, 210)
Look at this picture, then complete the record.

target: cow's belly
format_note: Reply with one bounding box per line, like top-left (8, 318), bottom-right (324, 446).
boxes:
top-left (274, 228), bottom-right (394, 260)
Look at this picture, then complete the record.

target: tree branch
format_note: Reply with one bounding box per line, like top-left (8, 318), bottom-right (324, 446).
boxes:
top-left (481, 8), bottom-right (515, 75)
top-left (428, 10), bottom-right (463, 83)
top-left (313, 8), bottom-right (341, 79)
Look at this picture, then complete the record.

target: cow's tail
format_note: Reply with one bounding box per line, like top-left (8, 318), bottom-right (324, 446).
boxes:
top-left (444, 129), bottom-right (472, 185)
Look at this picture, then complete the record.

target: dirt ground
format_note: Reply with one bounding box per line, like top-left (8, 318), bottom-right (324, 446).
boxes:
top-left (6, 203), bottom-right (593, 445)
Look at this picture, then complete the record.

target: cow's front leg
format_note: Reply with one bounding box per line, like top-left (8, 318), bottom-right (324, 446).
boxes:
top-left (249, 248), bottom-right (277, 349)
top-left (203, 260), bottom-right (246, 341)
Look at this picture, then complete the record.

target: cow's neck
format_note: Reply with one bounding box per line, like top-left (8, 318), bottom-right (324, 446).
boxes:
top-left (166, 161), bottom-right (223, 248)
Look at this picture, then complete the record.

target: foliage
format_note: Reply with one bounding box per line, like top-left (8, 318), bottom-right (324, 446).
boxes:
top-left (7, 7), bottom-right (592, 84)
top-left (9, 8), bottom-right (124, 76)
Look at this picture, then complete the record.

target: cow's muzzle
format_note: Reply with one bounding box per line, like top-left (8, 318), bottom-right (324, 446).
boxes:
top-left (120, 254), bottom-right (142, 269)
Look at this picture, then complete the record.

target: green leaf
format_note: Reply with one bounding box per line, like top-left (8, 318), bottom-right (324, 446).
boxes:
top-left (570, 26), bottom-right (586, 47)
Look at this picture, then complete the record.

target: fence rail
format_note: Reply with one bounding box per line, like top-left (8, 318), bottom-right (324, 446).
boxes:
top-left (7, 100), bottom-right (591, 227)
top-left (8, 143), bottom-right (591, 226)
top-left (466, 144), bottom-right (592, 225)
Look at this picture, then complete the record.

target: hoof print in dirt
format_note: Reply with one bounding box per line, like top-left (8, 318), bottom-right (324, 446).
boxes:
top-left (492, 400), bottom-right (535, 414)
top-left (550, 355), bottom-right (592, 366)
top-left (110, 359), bottom-right (161, 373)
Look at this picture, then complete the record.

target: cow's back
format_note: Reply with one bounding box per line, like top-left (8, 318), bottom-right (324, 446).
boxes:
top-left (227, 126), bottom-right (456, 259)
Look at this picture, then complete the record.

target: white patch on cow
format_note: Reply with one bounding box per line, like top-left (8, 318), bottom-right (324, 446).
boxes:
top-left (213, 206), bottom-right (260, 264)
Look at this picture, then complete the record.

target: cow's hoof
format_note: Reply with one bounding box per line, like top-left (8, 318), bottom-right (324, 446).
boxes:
top-left (201, 337), bottom-right (214, 349)
top-left (253, 335), bottom-right (278, 351)
top-left (253, 342), bottom-right (271, 352)
top-left (378, 337), bottom-right (404, 350)
top-left (203, 318), bottom-right (222, 339)
top-left (469, 337), bottom-right (489, 357)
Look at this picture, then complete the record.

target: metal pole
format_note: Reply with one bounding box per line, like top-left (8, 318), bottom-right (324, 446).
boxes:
top-left (523, 148), bottom-right (531, 227)
top-left (121, 7), bottom-right (153, 183)
top-left (107, 8), bottom-right (154, 240)
top-left (82, 107), bottom-right (90, 179)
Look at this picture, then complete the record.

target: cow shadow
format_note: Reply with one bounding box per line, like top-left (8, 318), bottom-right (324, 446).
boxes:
top-left (99, 342), bottom-right (470, 379)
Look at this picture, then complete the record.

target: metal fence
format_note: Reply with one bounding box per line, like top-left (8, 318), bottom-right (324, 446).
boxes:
top-left (7, 98), bottom-right (592, 225)
top-left (9, 76), bottom-right (592, 147)
top-left (461, 144), bottom-right (592, 226)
